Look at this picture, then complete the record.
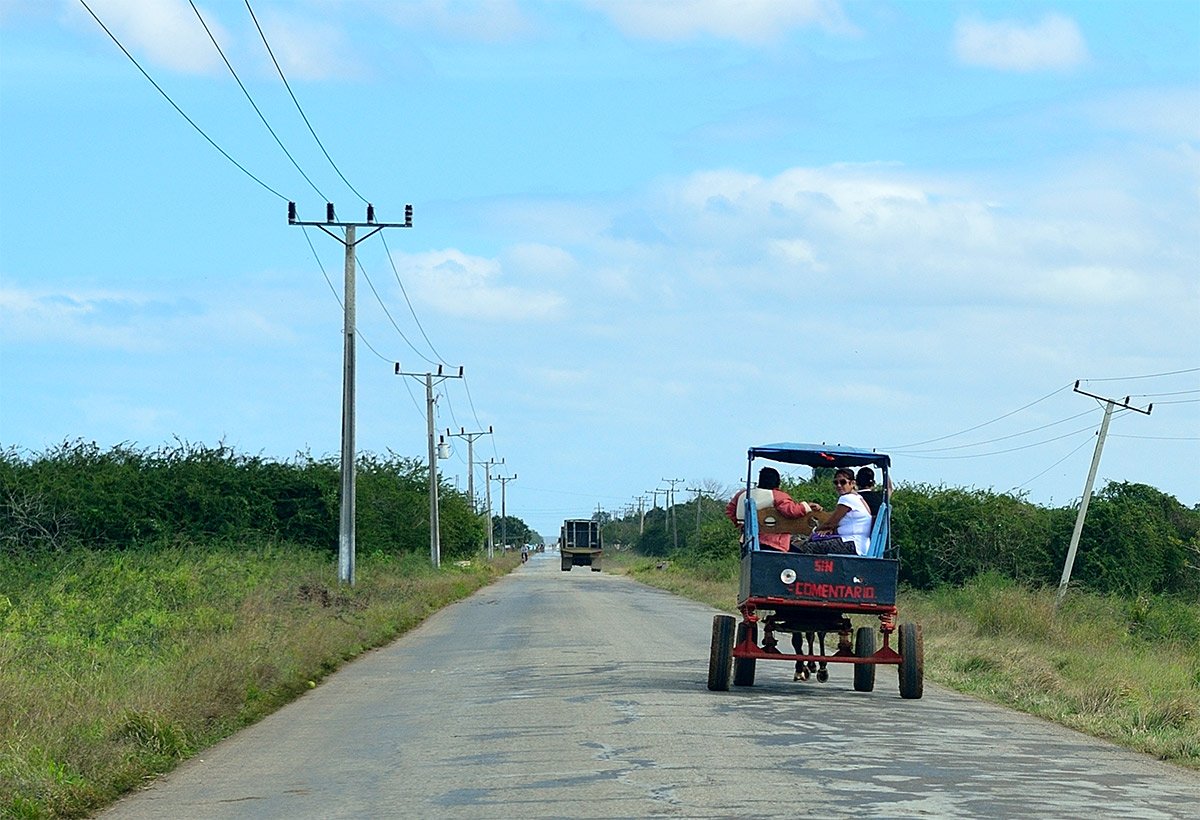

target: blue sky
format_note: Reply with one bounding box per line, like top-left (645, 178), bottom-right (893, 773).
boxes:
top-left (2, 0), bottom-right (1198, 537)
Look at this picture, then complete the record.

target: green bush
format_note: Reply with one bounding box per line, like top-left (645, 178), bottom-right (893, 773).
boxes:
top-left (0, 441), bottom-right (484, 559)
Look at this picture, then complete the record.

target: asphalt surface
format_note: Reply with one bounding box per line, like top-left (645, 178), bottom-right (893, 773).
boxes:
top-left (100, 551), bottom-right (1200, 819)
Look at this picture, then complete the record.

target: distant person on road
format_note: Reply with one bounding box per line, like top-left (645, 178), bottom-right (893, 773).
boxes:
top-left (726, 467), bottom-right (822, 552)
top-left (815, 468), bottom-right (872, 556)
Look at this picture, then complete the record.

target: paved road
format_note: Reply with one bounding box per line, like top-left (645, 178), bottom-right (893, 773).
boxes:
top-left (102, 552), bottom-right (1199, 819)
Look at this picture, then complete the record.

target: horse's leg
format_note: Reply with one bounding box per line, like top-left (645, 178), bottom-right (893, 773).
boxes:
top-left (794, 631), bottom-right (812, 681)
top-left (815, 632), bottom-right (830, 682)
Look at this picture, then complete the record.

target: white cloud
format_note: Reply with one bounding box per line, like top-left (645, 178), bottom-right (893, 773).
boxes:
top-left (251, 9), bottom-right (365, 81)
top-left (586, 0), bottom-right (856, 44)
top-left (392, 248), bottom-right (566, 320)
top-left (69, 0), bottom-right (224, 74)
top-left (954, 13), bottom-right (1088, 72)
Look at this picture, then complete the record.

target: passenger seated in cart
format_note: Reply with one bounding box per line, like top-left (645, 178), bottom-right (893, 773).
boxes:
top-left (725, 467), bottom-right (822, 552)
top-left (855, 467), bottom-right (884, 517)
top-left (815, 468), bottom-right (873, 556)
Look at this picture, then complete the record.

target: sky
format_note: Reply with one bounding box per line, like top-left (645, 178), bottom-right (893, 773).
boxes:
top-left (1, 0), bottom-right (1198, 538)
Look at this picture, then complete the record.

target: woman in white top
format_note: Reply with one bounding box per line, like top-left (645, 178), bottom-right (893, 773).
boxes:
top-left (815, 468), bottom-right (872, 556)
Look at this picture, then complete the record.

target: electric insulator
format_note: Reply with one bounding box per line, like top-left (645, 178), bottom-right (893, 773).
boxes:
top-left (367, 204), bottom-right (375, 223)
top-left (288, 202), bottom-right (297, 223)
top-left (404, 204), bottom-right (413, 226)
top-left (326, 203), bottom-right (335, 222)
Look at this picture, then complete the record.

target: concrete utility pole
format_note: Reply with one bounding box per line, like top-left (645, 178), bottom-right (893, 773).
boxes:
top-left (688, 487), bottom-right (709, 532)
top-left (481, 457), bottom-right (504, 559)
top-left (1056, 381), bottom-right (1152, 606)
top-left (288, 201), bottom-right (412, 585)
top-left (637, 496), bottom-right (647, 535)
top-left (494, 473), bottom-right (517, 550)
top-left (662, 477), bottom-right (684, 551)
top-left (395, 364), bottom-right (464, 569)
top-left (446, 426), bottom-right (492, 512)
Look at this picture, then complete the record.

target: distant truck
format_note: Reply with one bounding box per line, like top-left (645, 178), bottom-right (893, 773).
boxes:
top-left (560, 519), bottom-right (602, 572)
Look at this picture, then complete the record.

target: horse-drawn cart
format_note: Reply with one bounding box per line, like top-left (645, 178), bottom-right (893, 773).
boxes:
top-left (708, 443), bottom-right (923, 699)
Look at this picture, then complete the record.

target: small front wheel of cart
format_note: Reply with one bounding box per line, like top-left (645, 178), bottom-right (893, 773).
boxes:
top-left (561, 557), bottom-right (571, 571)
top-left (590, 560), bottom-right (601, 572)
top-left (898, 622), bottom-right (924, 699)
top-left (853, 625), bottom-right (876, 692)
top-left (732, 621), bottom-right (757, 687)
top-left (708, 614), bottom-right (736, 691)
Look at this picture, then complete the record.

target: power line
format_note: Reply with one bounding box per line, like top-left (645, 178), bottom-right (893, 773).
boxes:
top-left (895, 407), bottom-right (1099, 454)
top-left (1080, 367), bottom-right (1200, 382)
top-left (461, 377), bottom-right (493, 456)
top-left (188, 0), bottom-right (325, 200)
top-left (302, 227), bottom-right (399, 370)
top-left (1111, 434), bottom-right (1200, 441)
top-left (356, 256), bottom-right (439, 365)
top-left (887, 383), bottom-right (1073, 450)
top-left (380, 232), bottom-right (450, 365)
top-left (1125, 389), bottom-right (1200, 398)
top-left (241, 1), bottom-right (456, 403)
top-left (78, 0), bottom-right (287, 201)
top-left (245, 0), bottom-right (368, 204)
top-left (899, 424), bottom-right (1100, 460)
top-left (1011, 435), bottom-right (1096, 491)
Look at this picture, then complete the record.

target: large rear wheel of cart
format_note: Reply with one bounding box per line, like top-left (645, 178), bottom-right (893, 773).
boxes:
top-left (898, 622), bottom-right (924, 699)
top-left (732, 621), bottom-right (757, 687)
top-left (561, 556), bottom-right (571, 571)
top-left (708, 615), bottom-right (735, 691)
top-left (853, 626), bottom-right (876, 692)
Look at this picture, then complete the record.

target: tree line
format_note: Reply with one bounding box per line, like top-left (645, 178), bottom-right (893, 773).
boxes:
top-left (0, 440), bottom-right (488, 560)
top-left (602, 473), bottom-right (1200, 598)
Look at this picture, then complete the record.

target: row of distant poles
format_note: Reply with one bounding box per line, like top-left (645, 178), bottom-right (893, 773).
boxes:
top-left (290, 202), bottom-right (505, 584)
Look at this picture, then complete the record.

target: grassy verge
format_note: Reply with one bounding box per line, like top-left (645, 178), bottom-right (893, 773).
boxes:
top-left (622, 557), bottom-right (1200, 770)
top-left (0, 543), bottom-right (518, 819)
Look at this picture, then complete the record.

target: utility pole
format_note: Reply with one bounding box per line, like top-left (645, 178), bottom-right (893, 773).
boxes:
top-left (395, 364), bottom-right (464, 569)
top-left (637, 496), bottom-right (647, 535)
top-left (663, 477), bottom-right (684, 551)
top-left (446, 426), bottom-right (492, 512)
top-left (289, 201), bottom-right (412, 585)
top-left (688, 487), bottom-right (709, 532)
top-left (481, 457), bottom-right (504, 559)
top-left (494, 473), bottom-right (517, 550)
top-left (1056, 381), bottom-right (1152, 605)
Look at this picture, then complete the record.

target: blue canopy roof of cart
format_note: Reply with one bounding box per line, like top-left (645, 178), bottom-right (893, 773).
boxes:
top-left (748, 443), bottom-right (890, 469)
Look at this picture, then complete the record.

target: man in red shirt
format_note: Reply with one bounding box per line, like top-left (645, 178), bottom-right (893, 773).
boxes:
top-left (726, 467), bottom-right (822, 552)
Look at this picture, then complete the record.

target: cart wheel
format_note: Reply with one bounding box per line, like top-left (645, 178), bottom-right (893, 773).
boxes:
top-left (708, 615), bottom-right (735, 691)
top-left (732, 621), bottom-right (757, 687)
top-left (591, 561), bottom-right (601, 572)
top-left (898, 622), bottom-right (924, 699)
top-left (853, 626), bottom-right (876, 692)
top-left (561, 557), bottom-right (571, 572)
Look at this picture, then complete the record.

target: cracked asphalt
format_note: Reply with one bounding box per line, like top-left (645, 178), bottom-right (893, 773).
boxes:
top-left (100, 552), bottom-right (1199, 819)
